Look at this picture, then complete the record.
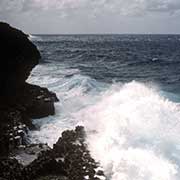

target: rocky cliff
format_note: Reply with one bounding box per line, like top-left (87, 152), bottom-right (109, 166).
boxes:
top-left (0, 22), bottom-right (58, 156)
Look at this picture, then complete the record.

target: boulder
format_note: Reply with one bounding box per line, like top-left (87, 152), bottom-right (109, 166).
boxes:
top-left (19, 83), bottom-right (58, 119)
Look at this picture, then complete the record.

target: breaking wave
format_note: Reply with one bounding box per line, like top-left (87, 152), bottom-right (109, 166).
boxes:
top-left (78, 82), bottom-right (180, 180)
top-left (28, 64), bottom-right (180, 180)
top-left (28, 34), bottom-right (42, 41)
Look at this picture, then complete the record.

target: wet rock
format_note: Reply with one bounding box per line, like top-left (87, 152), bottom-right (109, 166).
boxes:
top-left (0, 109), bottom-right (29, 156)
top-left (35, 175), bottom-right (68, 180)
top-left (52, 126), bottom-right (105, 180)
top-left (10, 144), bottom-right (51, 167)
top-left (22, 149), bottom-right (66, 180)
top-left (19, 126), bottom-right (105, 180)
top-left (0, 178), bottom-right (7, 180)
top-left (16, 83), bottom-right (58, 119)
top-left (0, 22), bottom-right (58, 157)
top-left (0, 126), bottom-right (106, 180)
top-left (0, 158), bottom-right (23, 180)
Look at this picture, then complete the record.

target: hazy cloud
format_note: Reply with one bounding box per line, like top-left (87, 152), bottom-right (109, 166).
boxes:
top-left (0, 0), bottom-right (180, 33)
top-left (1, 0), bottom-right (180, 16)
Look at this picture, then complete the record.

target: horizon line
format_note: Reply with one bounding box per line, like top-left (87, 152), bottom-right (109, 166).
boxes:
top-left (31, 33), bottom-right (180, 35)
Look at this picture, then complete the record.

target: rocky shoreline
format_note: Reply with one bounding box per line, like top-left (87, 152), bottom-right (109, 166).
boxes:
top-left (0, 23), bottom-right (105, 180)
top-left (1, 126), bottom-right (105, 180)
top-left (0, 22), bottom-right (58, 157)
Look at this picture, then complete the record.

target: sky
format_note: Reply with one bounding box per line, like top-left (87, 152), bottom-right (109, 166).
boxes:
top-left (0, 0), bottom-right (180, 34)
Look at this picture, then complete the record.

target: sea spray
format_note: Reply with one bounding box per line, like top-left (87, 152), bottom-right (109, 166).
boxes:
top-left (28, 34), bottom-right (180, 180)
top-left (28, 64), bottom-right (180, 180)
top-left (28, 64), bottom-right (106, 146)
top-left (76, 81), bottom-right (180, 180)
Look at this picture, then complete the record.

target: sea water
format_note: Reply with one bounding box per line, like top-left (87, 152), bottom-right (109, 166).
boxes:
top-left (28, 34), bottom-right (180, 180)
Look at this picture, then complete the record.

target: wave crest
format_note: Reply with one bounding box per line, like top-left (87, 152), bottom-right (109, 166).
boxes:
top-left (76, 81), bottom-right (180, 180)
top-left (28, 64), bottom-right (180, 179)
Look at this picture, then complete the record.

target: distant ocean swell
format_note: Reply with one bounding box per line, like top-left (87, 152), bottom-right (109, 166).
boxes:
top-left (28, 62), bottom-right (180, 180)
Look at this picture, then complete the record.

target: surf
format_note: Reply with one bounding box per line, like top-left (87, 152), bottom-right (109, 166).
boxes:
top-left (77, 81), bottom-right (180, 180)
top-left (28, 63), bottom-right (180, 180)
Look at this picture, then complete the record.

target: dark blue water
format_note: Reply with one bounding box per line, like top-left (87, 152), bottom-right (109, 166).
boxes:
top-left (32, 34), bottom-right (180, 95)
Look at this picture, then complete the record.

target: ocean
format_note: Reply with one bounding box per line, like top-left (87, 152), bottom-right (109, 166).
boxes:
top-left (28, 34), bottom-right (180, 180)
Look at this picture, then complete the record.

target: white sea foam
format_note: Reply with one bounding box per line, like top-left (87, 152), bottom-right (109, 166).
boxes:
top-left (76, 81), bottom-right (180, 180)
top-left (28, 34), bottom-right (36, 39)
top-left (28, 64), bottom-right (180, 180)
top-left (28, 34), bottom-right (42, 41)
top-left (28, 64), bottom-right (105, 146)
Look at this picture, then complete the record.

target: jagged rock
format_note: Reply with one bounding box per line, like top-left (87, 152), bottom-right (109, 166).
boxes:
top-left (0, 126), bottom-right (106, 180)
top-left (22, 126), bottom-right (105, 180)
top-left (0, 108), bottom-right (29, 156)
top-left (52, 126), bottom-right (105, 180)
top-left (0, 158), bottom-right (23, 180)
top-left (10, 144), bottom-right (51, 166)
top-left (24, 150), bottom-right (66, 180)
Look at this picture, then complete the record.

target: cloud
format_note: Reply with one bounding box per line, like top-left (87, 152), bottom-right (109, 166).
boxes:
top-left (1, 0), bottom-right (180, 34)
top-left (1, 0), bottom-right (180, 18)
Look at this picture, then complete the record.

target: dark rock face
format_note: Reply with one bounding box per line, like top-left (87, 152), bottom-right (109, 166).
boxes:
top-left (20, 83), bottom-right (58, 119)
top-left (0, 22), bottom-right (58, 157)
top-left (4, 83), bottom-right (59, 120)
top-left (0, 22), bottom-right (40, 94)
